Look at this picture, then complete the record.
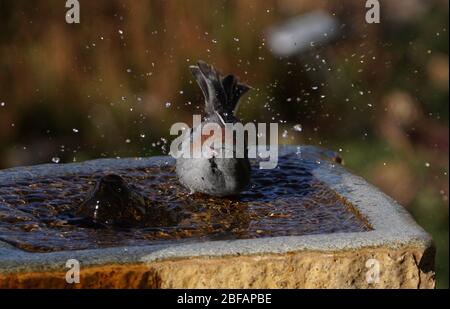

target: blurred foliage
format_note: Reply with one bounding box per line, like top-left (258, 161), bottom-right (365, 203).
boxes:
top-left (0, 0), bottom-right (448, 287)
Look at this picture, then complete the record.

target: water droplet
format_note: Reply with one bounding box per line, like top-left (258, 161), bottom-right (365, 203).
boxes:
top-left (165, 102), bottom-right (172, 108)
top-left (51, 157), bottom-right (60, 164)
top-left (72, 128), bottom-right (79, 133)
top-left (293, 124), bottom-right (303, 132)
top-left (425, 162), bottom-right (431, 167)
top-left (0, 102), bottom-right (5, 107)
top-left (118, 29), bottom-right (124, 35)
top-left (125, 139), bottom-right (131, 144)
top-left (140, 133), bottom-right (146, 138)
top-left (282, 130), bottom-right (289, 138)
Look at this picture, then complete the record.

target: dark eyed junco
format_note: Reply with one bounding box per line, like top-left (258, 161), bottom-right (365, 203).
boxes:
top-left (176, 61), bottom-right (251, 197)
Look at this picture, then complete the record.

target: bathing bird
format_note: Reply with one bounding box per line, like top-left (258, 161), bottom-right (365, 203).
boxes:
top-left (175, 61), bottom-right (251, 197)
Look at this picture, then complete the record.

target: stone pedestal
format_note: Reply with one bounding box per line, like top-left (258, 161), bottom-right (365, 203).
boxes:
top-left (0, 146), bottom-right (435, 288)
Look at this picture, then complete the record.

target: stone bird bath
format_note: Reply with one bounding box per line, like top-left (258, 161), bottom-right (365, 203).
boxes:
top-left (0, 145), bottom-right (435, 288)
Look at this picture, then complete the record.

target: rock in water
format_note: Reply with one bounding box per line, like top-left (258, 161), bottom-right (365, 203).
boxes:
top-left (77, 174), bottom-right (178, 227)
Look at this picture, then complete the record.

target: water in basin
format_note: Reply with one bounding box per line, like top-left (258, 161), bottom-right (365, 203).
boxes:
top-left (0, 151), bottom-right (371, 252)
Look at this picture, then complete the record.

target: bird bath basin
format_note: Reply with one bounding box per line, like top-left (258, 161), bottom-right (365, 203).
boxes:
top-left (0, 145), bottom-right (435, 288)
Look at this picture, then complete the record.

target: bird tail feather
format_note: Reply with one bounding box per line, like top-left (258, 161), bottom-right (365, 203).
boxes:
top-left (190, 60), bottom-right (250, 116)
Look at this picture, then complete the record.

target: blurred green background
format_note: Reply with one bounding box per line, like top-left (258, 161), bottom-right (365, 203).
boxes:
top-left (0, 0), bottom-right (448, 287)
